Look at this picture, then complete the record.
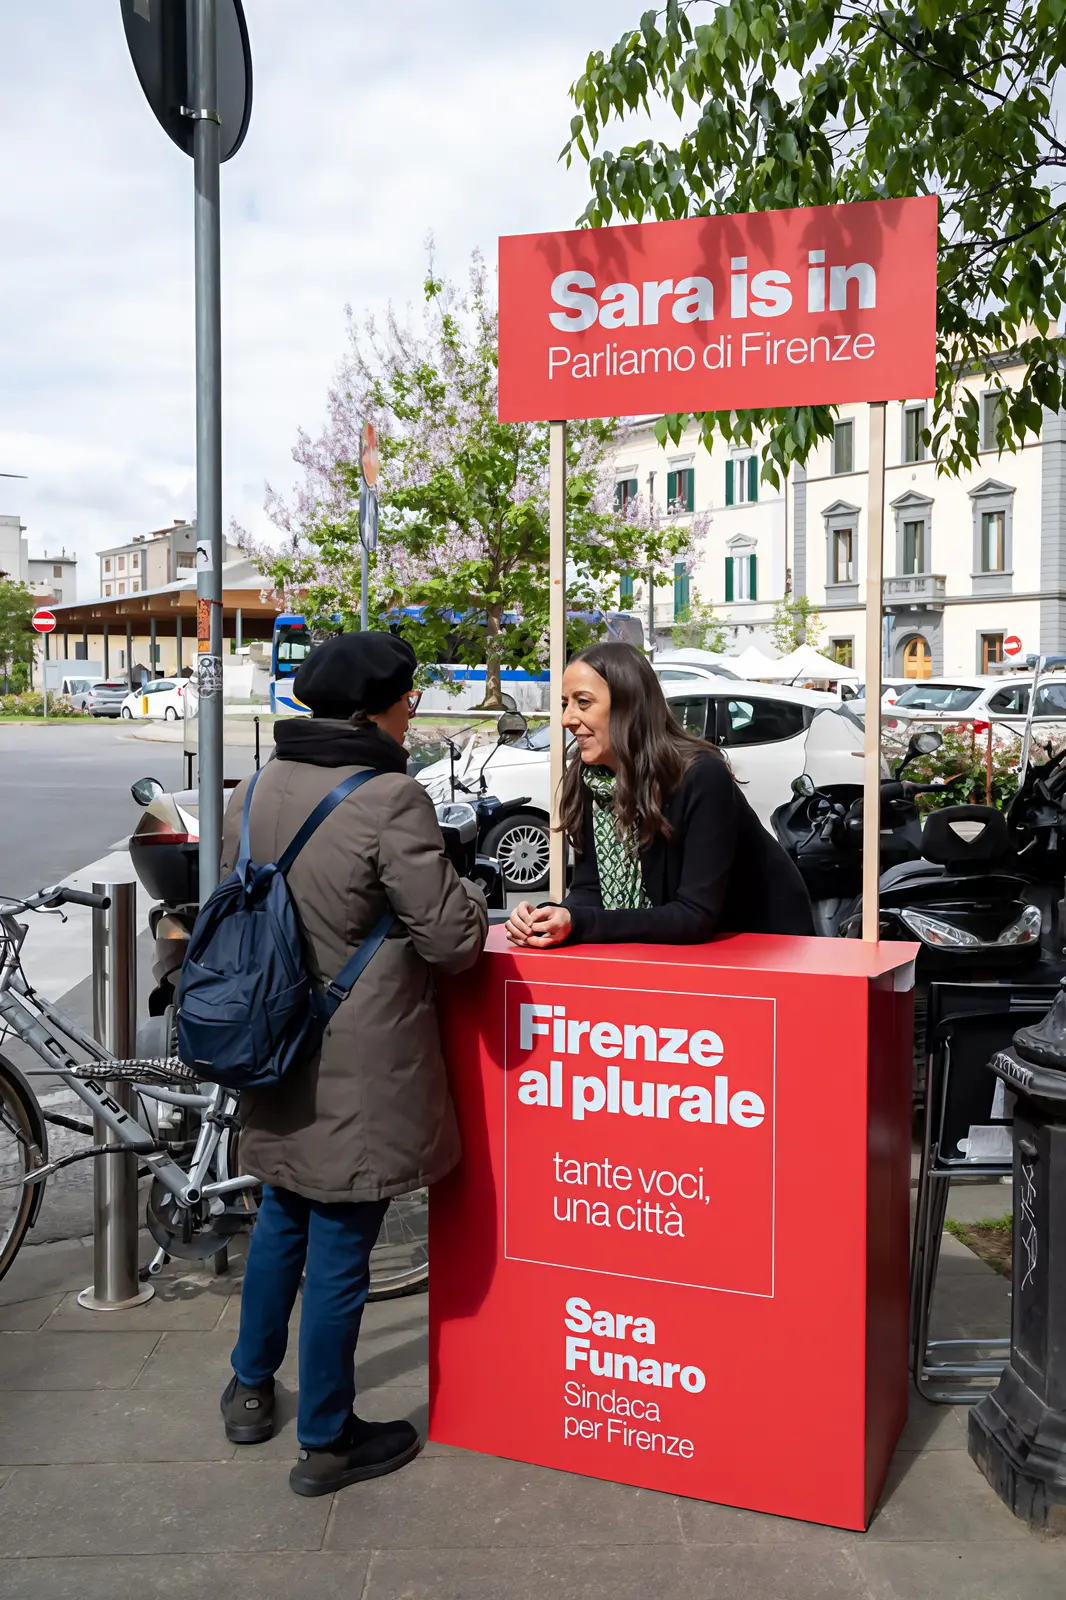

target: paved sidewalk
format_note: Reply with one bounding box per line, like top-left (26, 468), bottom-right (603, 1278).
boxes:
top-left (0, 1230), bottom-right (1057, 1600)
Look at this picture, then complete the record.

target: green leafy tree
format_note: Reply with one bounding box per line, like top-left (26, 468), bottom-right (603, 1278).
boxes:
top-left (0, 579), bottom-right (35, 694)
top-left (240, 254), bottom-right (698, 707)
top-left (565, 1), bottom-right (1066, 479)
top-left (672, 589), bottom-right (728, 650)
top-left (768, 593), bottom-right (824, 654)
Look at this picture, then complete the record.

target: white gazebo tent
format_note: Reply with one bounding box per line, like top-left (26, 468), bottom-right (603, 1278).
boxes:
top-left (765, 644), bottom-right (861, 682)
top-left (728, 645), bottom-right (783, 680)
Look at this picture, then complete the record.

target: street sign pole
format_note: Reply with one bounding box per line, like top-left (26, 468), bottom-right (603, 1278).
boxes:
top-left (192, 0), bottom-right (224, 903)
top-left (31, 609), bottom-right (56, 722)
top-left (359, 423), bottom-right (380, 633)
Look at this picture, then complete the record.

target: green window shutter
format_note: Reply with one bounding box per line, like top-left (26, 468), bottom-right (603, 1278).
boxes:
top-left (620, 572), bottom-right (634, 603)
top-left (666, 470), bottom-right (678, 506)
top-left (748, 553), bottom-right (758, 600)
top-left (673, 561), bottom-right (690, 619)
top-left (725, 460), bottom-right (734, 506)
top-left (724, 556), bottom-right (734, 602)
top-left (747, 455), bottom-right (758, 502)
top-left (683, 469), bottom-right (694, 512)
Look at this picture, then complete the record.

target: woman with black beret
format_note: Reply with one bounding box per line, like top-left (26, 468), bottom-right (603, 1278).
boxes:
top-left (218, 632), bottom-right (486, 1496)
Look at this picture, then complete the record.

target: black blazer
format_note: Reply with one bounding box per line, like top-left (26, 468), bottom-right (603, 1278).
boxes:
top-left (562, 754), bottom-right (814, 945)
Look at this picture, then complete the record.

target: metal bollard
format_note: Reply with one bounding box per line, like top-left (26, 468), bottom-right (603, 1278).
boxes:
top-left (77, 882), bottom-right (154, 1311)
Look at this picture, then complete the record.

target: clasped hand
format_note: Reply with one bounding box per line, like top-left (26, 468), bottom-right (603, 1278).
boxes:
top-left (504, 901), bottom-right (572, 948)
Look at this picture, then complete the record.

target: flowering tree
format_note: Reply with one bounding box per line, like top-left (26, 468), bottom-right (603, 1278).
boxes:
top-left (239, 253), bottom-right (702, 707)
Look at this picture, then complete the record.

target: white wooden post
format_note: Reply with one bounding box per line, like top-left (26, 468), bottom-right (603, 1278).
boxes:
top-left (549, 420), bottom-right (567, 904)
top-left (862, 401), bottom-right (887, 941)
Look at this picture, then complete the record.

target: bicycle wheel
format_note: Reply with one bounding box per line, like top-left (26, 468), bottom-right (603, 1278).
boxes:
top-left (0, 1058), bottom-right (44, 1282)
top-left (368, 1187), bottom-right (429, 1300)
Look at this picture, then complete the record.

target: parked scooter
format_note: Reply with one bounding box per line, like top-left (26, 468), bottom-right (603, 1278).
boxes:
top-left (129, 776), bottom-right (502, 1022)
top-left (771, 729), bottom-right (951, 937)
top-left (417, 710), bottom-right (550, 892)
top-left (774, 728), bottom-right (1050, 1100)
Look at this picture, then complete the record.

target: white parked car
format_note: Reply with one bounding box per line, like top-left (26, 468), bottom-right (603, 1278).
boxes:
top-left (415, 677), bottom-right (866, 892)
top-left (883, 674), bottom-right (1066, 732)
top-left (119, 679), bottom-right (188, 721)
top-left (59, 676), bottom-right (104, 711)
top-left (843, 678), bottom-right (909, 717)
top-left (651, 651), bottom-right (741, 688)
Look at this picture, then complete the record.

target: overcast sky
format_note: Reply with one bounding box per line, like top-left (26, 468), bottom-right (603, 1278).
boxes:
top-left (0, 0), bottom-right (657, 598)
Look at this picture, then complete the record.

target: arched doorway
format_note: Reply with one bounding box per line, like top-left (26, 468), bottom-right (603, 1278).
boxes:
top-left (902, 635), bottom-right (932, 680)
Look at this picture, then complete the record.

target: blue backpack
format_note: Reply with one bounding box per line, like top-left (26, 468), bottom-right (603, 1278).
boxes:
top-left (176, 769), bottom-right (395, 1090)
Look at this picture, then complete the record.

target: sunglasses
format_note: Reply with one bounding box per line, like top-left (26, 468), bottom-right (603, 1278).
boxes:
top-left (405, 691), bottom-right (423, 713)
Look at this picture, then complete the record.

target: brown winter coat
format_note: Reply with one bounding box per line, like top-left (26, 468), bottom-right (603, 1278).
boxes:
top-left (218, 720), bottom-right (486, 1203)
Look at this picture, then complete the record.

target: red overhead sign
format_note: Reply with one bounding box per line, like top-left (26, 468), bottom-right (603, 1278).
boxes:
top-left (498, 196), bottom-right (937, 423)
top-left (31, 609), bottom-right (56, 634)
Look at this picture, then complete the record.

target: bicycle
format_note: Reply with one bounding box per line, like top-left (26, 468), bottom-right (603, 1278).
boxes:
top-left (0, 884), bottom-right (429, 1298)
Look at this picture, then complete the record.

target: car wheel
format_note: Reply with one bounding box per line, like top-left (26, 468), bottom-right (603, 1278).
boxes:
top-left (120, 707), bottom-right (133, 719)
top-left (164, 706), bottom-right (178, 721)
top-left (482, 812), bottom-right (551, 894)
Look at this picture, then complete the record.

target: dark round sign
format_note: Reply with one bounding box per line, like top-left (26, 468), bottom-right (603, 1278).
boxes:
top-left (120, 0), bottom-right (252, 163)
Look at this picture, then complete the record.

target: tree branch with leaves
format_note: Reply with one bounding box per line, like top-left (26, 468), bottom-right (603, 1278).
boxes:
top-left (564, 0), bottom-right (1066, 480)
top-left (239, 252), bottom-right (699, 706)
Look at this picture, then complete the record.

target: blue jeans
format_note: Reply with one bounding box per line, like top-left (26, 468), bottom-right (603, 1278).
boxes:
top-left (231, 1184), bottom-right (388, 1448)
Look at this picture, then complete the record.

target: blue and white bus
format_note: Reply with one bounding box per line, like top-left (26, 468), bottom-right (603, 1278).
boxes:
top-left (269, 608), bottom-right (644, 715)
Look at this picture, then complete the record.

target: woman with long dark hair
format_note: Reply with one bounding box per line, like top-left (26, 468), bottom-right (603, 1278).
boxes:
top-left (505, 641), bottom-right (813, 948)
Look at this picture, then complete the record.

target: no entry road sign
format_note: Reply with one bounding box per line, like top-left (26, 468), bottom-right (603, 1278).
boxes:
top-left (1004, 635), bottom-right (1023, 656)
top-left (31, 609), bottom-right (56, 634)
top-left (498, 196), bottom-right (937, 423)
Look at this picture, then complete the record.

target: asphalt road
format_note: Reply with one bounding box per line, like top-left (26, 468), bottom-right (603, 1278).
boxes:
top-left (0, 722), bottom-right (188, 899)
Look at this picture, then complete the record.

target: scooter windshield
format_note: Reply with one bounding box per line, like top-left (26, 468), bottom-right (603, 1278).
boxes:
top-left (801, 706), bottom-right (866, 779)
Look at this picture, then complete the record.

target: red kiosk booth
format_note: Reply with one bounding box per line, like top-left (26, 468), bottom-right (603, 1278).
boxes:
top-left (429, 197), bottom-right (936, 1531)
top-left (430, 928), bottom-right (917, 1531)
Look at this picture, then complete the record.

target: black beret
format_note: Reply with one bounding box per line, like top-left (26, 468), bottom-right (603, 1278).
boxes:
top-left (293, 632), bottom-right (417, 718)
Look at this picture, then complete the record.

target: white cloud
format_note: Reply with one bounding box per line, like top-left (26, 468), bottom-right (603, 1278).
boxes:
top-left (0, 0), bottom-right (666, 595)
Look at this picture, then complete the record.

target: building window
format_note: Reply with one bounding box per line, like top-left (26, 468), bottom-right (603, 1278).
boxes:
top-left (725, 455), bottom-right (758, 505)
top-left (981, 391), bottom-right (1006, 452)
top-left (829, 638), bottom-right (854, 668)
top-left (176, 551), bottom-right (195, 569)
top-left (131, 552), bottom-right (139, 570)
top-left (104, 584), bottom-right (112, 597)
top-left (118, 581), bottom-right (126, 595)
top-left (832, 421), bottom-right (854, 475)
top-left (980, 510), bottom-right (1006, 572)
top-left (666, 468), bottom-right (694, 513)
top-left (619, 572), bottom-right (634, 605)
top-left (830, 527), bottom-right (855, 584)
top-left (117, 555), bottom-right (126, 572)
top-left (131, 580), bottom-right (139, 593)
top-left (903, 636), bottom-right (933, 680)
top-left (980, 632), bottom-right (1005, 673)
top-left (725, 551), bottom-right (757, 601)
top-left (673, 561), bottom-right (691, 618)
top-left (903, 405), bottom-right (926, 464)
top-left (52, 588), bottom-right (62, 602)
top-left (902, 519), bottom-right (926, 574)
top-left (52, 564), bottom-right (63, 578)
top-left (615, 478), bottom-right (638, 512)
top-left (104, 558), bottom-right (112, 574)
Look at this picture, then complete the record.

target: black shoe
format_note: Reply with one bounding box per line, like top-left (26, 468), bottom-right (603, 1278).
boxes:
top-left (220, 1373), bottom-right (276, 1444)
top-left (289, 1414), bottom-right (420, 1497)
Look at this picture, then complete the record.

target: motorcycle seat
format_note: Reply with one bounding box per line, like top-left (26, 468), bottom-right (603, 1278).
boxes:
top-left (879, 859), bottom-right (946, 892)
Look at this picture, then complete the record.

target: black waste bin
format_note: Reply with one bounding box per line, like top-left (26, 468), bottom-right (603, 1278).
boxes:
top-left (968, 980), bottom-right (1066, 1534)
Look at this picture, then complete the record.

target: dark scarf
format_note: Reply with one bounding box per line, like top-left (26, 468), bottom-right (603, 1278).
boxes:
top-left (273, 716), bottom-right (409, 774)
